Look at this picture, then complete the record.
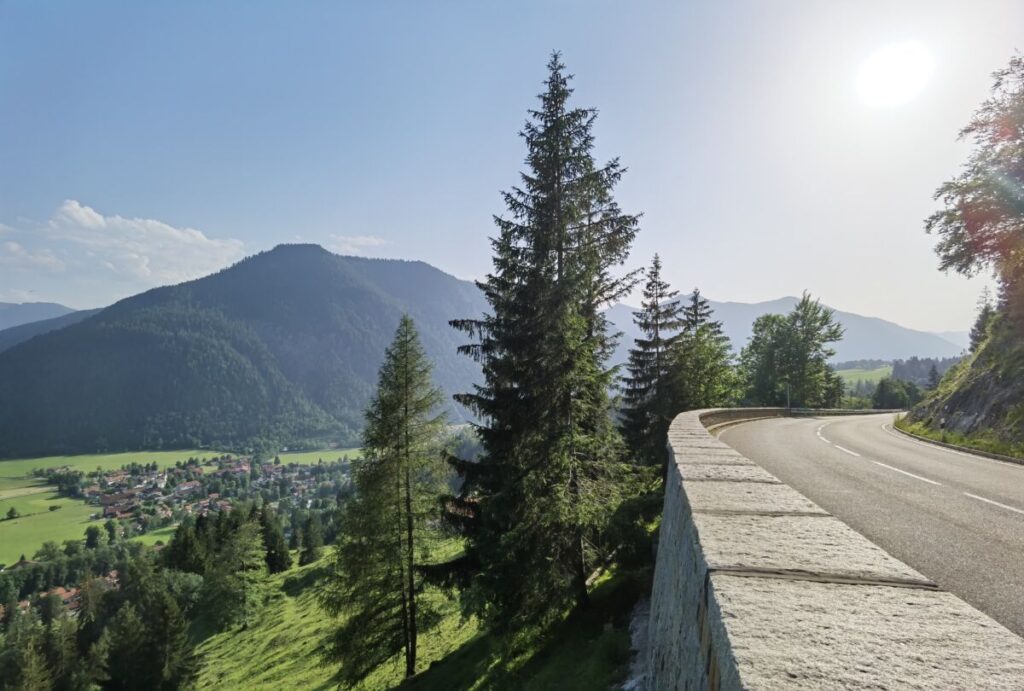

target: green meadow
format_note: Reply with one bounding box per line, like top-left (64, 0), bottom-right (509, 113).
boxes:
top-left (835, 365), bottom-right (892, 385)
top-left (0, 483), bottom-right (95, 566)
top-left (275, 447), bottom-right (361, 465)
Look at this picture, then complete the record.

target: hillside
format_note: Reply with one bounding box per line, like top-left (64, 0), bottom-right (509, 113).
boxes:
top-left (606, 296), bottom-right (964, 364)
top-left (907, 315), bottom-right (1024, 456)
top-left (0, 308), bottom-right (101, 353)
top-left (0, 245), bottom-right (486, 457)
top-left (0, 301), bottom-right (75, 330)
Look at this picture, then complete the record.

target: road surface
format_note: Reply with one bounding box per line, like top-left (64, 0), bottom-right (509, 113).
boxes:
top-left (719, 413), bottom-right (1024, 636)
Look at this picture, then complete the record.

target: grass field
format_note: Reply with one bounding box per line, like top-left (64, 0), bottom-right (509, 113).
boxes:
top-left (0, 483), bottom-right (95, 566)
top-left (133, 524), bottom-right (179, 546)
top-left (835, 365), bottom-right (892, 384)
top-left (194, 548), bottom-right (636, 690)
top-left (275, 448), bottom-right (361, 465)
top-left (0, 449), bottom-right (226, 487)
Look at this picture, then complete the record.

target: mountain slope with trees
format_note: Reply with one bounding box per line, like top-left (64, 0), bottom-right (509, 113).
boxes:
top-left (908, 55), bottom-right (1024, 454)
top-left (0, 245), bottom-right (486, 458)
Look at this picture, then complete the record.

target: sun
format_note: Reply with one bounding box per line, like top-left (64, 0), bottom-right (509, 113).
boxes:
top-left (857, 41), bottom-right (934, 108)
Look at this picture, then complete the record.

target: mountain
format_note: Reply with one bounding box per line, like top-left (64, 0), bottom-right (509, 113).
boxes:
top-left (0, 308), bottom-right (102, 353)
top-left (0, 301), bottom-right (76, 330)
top-left (934, 330), bottom-right (971, 351)
top-left (0, 245), bottom-right (486, 458)
top-left (605, 296), bottom-right (966, 364)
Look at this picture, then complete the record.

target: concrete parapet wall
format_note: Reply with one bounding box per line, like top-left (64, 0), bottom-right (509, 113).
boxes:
top-left (645, 408), bottom-right (1024, 690)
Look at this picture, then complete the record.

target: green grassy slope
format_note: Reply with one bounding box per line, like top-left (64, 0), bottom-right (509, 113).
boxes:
top-left (193, 553), bottom-right (639, 690)
top-left (907, 315), bottom-right (1024, 457)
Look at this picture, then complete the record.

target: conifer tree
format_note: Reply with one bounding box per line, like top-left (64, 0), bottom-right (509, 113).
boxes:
top-left (260, 509), bottom-right (293, 573)
top-left (298, 515), bottom-right (323, 566)
top-left (203, 515), bottom-right (265, 628)
top-left (448, 53), bottom-right (640, 633)
top-left (621, 255), bottom-right (685, 466)
top-left (670, 289), bottom-right (735, 411)
top-left (322, 315), bottom-right (446, 682)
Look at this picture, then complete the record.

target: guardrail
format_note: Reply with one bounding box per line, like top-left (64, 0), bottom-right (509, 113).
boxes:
top-left (644, 408), bottom-right (1024, 690)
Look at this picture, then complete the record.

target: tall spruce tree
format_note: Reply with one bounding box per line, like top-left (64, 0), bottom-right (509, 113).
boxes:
top-left (621, 255), bottom-right (685, 466)
top-left (322, 315), bottom-right (446, 682)
top-left (671, 289), bottom-right (735, 411)
top-left (447, 53), bottom-right (640, 634)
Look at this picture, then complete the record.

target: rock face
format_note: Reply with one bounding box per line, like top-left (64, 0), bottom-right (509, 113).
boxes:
top-left (910, 317), bottom-right (1024, 448)
top-left (645, 408), bottom-right (1024, 690)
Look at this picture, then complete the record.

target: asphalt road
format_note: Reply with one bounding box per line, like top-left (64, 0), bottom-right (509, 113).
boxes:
top-left (719, 413), bottom-right (1024, 637)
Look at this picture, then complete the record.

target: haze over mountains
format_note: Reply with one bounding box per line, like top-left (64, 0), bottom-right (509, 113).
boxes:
top-left (605, 297), bottom-right (967, 365)
top-left (0, 246), bottom-right (968, 457)
top-left (0, 301), bottom-right (75, 330)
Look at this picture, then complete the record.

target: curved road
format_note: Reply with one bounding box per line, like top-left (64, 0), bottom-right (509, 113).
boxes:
top-left (719, 413), bottom-right (1024, 636)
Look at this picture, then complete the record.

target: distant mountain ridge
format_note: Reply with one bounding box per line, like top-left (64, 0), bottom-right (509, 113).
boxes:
top-left (605, 296), bottom-right (966, 364)
top-left (0, 245), bottom-right (486, 458)
top-left (0, 309), bottom-right (102, 353)
top-left (0, 301), bottom-right (76, 330)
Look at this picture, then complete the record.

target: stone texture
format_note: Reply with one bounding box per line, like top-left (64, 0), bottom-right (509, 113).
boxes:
top-left (693, 514), bottom-right (927, 583)
top-left (681, 464), bottom-right (780, 483)
top-left (683, 480), bottom-right (822, 515)
top-left (712, 575), bottom-right (1024, 690)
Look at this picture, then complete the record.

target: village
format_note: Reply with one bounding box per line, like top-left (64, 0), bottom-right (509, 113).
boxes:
top-left (0, 452), bottom-right (353, 620)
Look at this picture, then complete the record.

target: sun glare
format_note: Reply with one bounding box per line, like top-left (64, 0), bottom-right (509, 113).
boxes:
top-left (857, 41), bottom-right (934, 108)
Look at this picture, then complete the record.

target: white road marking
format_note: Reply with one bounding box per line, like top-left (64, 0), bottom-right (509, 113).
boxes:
top-left (882, 421), bottom-right (1022, 469)
top-left (834, 445), bottom-right (861, 457)
top-left (871, 460), bottom-right (942, 486)
top-left (963, 492), bottom-right (1024, 516)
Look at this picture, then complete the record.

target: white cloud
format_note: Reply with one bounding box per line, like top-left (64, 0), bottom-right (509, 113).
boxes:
top-left (0, 240), bottom-right (66, 271)
top-left (46, 200), bottom-right (245, 285)
top-left (326, 234), bottom-right (389, 256)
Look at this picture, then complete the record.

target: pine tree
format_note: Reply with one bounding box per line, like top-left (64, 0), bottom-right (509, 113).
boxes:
top-left (448, 53), bottom-right (640, 634)
top-left (927, 363), bottom-right (941, 390)
top-left (671, 289), bottom-right (735, 411)
top-left (970, 288), bottom-right (996, 352)
top-left (621, 255), bottom-right (685, 466)
top-left (298, 515), bottom-right (323, 566)
top-left (322, 315), bottom-right (446, 682)
top-left (203, 516), bottom-right (266, 629)
top-left (260, 509), bottom-right (293, 573)
top-left (101, 603), bottom-right (145, 690)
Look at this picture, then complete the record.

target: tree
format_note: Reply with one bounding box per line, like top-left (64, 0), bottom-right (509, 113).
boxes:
top-left (872, 377), bottom-right (923, 409)
top-left (926, 55), bottom-right (1024, 326)
top-left (84, 525), bottom-right (104, 550)
top-left (6, 507), bottom-right (18, 520)
top-left (740, 293), bottom-right (843, 408)
top-left (670, 289), bottom-right (736, 411)
top-left (101, 603), bottom-right (145, 690)
top-left (203, 515), bottom-right (266, 628)
top-left (970, 288), bottom-right (997, 352)
top-left (447, 54), bottom-right (640, 635)
top-left (621, 255), bottom-right (685, 466)
top-left (322, 315), bottom-right (447, 682)
top-left (927, 363), bottom-right (941, 390)
top-left (298, 515), bottom-right (323, 566)
top-left (260, 509), bottom-right (292, 573)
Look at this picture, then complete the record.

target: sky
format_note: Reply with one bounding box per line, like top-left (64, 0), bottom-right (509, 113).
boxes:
top-left (1, 1), bottom-right (1021, 332)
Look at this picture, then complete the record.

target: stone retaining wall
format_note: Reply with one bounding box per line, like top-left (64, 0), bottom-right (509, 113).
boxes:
top-left (645, 408), bottom-right (1024, 690)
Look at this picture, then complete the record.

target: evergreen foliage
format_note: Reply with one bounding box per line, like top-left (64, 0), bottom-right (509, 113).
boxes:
top-left (298, 515), bottom-right (323, 567)
top-left (260, 509), bottom-right (293, 574)
top-left (620, 255), bottom-right (685, 466)
top-left (447, 54), bottom-right (641, 635)
top-left (669, 289), bottom-right (736, 412)
top-left (0, 246), bottom-right (487, 458)
top-left (322, 316), bottom-right (448, 682)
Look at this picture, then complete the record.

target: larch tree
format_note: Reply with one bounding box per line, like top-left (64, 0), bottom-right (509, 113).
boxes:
top-left (321, 315), bottom-right (447, 682)
top-left (447, 53), bottom-right (640, 635)
top-left (621, 254), bottom-right (685, 466)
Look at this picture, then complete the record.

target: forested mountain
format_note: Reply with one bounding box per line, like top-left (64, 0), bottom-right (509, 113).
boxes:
top-left (0, 308), bottom-right (101, 353)
top-left (0, 301), bottom-right (75, 330)
top-left (606, 296), bottom-right (964, 364)
top-left (0, 245), bottom-right (486, 457)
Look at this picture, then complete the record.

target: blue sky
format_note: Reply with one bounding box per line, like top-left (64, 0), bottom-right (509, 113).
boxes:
top-left (1, 1), bottom-right (1021, 331)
